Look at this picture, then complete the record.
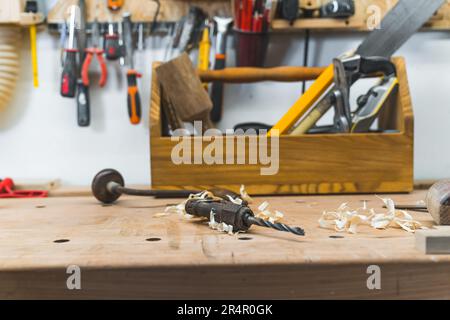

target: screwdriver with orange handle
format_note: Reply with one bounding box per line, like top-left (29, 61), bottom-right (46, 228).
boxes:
top-left (107, 0), bottom-right (123, 11)
top-left (123, 13), bottom-right (141, 125)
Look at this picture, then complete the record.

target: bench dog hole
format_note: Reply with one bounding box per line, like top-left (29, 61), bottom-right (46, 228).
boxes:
top-left (146, 237), bottom-right (161, 242)
top-left (329, 235), bottom-right (344, 239)
top-left (53, 239), bottom-right (70, 243)
top-left (238, 237), bottom-right (253, 241)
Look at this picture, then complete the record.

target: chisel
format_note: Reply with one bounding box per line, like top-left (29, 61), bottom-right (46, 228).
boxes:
top-left (210, 16), bottom-right (233, 122)
top-left (77, 0), bottom-right (90, 127)
top-left (25, 1), bottom-right (39, 88)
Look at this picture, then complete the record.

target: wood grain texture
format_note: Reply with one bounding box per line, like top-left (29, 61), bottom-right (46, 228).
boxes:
top-left (0, 0), bottom-right (44, 25)
top-left (47, 0), bottom-right (231, 24)
top-left (149, 58), bottom-right (413, 195)
top-left (0, 192), bottom-right (449, 299)
top-left (156, 53), bottom-right (212, 122)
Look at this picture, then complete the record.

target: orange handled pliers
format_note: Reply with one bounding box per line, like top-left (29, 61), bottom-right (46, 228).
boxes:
top-left (82, 20), bottom-right (107, 87)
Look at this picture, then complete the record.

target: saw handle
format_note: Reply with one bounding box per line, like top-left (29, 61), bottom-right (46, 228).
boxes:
top-left (199, 66), bottom-right (326, 83)
top-left (360, 57), bottom-right (396, 77)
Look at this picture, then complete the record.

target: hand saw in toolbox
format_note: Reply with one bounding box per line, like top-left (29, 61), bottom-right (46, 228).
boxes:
top-left (268, 0), bottom-right (445, 136)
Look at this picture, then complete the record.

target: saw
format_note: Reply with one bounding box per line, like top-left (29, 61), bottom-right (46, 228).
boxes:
top-left (268, 0), bottom-right (444, 136)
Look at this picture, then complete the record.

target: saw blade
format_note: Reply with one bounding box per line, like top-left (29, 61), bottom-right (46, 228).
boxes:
top-left (356, 0), bottom-right (444, 57)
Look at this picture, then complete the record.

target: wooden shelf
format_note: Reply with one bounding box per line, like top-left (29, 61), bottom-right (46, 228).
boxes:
top-left (47, 0), bottom-right (232, 24)
top-left (272, 0), bottom-right (450, 32)
top-left (0, 0), bottom-right (45, 26)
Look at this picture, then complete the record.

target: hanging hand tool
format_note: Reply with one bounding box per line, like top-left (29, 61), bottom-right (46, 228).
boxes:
top-left (0, 178), bottom-right (48, 199)
top-left (269, 0), bottom-right (445, 136)
top-left (25, 0), bottom-right (39, 88)
top-left (91, 169), bottom-right (245, 204)
top-left (104, 23), bottom-right (121, 60)
top-left (320, 0), bottom-right (355, 18)
top-left (107, 0), bottom-right (124, 11)
top-left (77, 0), bottom-right (90, 127)
top-left (185, 199), bottom-right (305, 236)
top-left (60, 5), bottom-right (80, 98)
top-left (279, 0), bottom-right (299, 23)
top-left (123, 12), bottom-right (142, 125)
top-left (81, 20), bottom-right (108, 88)
top-left (198, 20), bottom-right (211, 90)
top-left (210, 16), bottom-right (233, 122)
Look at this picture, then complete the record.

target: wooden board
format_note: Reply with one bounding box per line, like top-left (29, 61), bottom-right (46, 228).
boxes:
top-left (0, 0), bottom-right (44, 25)
top-left (149, 58), bottom-right (413, 195)
top-left (0, 191), bottom-right (449, 299)
top-left (47, 0), bottom-right (232, 24)
top-left (272, 0), bottom-right (450, 31)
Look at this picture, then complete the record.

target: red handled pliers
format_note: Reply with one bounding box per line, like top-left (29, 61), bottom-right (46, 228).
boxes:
top-left (82, 20), bottom-right (107, 87)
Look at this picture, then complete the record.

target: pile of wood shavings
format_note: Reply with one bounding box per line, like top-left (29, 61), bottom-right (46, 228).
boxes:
top-left (319, 196), bottom-right (427, 234)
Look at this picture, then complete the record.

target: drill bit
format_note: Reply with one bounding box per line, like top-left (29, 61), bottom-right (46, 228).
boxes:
top-left (246, 216), bottom-right (305, 236)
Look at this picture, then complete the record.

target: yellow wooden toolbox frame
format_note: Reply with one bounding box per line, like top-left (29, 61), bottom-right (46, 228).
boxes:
top-left (149, 57), bottom-right (413, 195)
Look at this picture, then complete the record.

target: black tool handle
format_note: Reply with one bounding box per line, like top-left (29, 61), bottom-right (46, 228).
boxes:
top-left (76, 80), bottom-right (90, 127)
top-left (104, 34), bottom-right (121, 60)
top-left (127, 71), bottom-right (142, 125)
top-left (60, 50), bottom-right (78, 98)
top-left (360, 56), bottom-right (396, 77)
top-left (280, 0), bottom-right (299, 23)
top-left (185, 199), bottom-right (252, 232)
top-left (210, 55), bottom-right (226, 122)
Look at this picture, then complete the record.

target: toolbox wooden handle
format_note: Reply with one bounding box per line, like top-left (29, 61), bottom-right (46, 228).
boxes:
top-left (198, 66), bottom-right (327, 83)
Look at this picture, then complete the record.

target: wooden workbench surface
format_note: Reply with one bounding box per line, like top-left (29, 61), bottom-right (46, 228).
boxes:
top-left (0, 191), bottom-right (449, 299)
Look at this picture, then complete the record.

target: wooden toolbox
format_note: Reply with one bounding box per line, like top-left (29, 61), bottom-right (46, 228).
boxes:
top-left (149, 57), bottom-right (413, 195)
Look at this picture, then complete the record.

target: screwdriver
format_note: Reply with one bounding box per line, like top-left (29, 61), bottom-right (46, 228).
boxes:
top-left (60, 5), bottom-right (79, 98)
top-left (25, 1), bottom-right (39, 88)
top-left (77, 0), bottom-right (90, 127)
top-left (107, 0), bottom-right (124, 11)
top-left (123, 12), bottom-right (142, 125)
top-left (104, 23), bottom-right (121, 60)
top-left (185, 199), bottom-right (305, 236)
top-left (198, 21), bottom-right (211, 90)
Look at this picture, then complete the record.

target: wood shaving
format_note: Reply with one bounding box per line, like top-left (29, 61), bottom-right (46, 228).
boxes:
top-left (255, 201), bottom-right (284, 223)
top-left (319, 196), bottom-right (426, 234)
top-left (208, 210), bottom-right (234, 235)
top-left (240, 185), bottom-right (253, 204)
top-left (160, 191), bottom-right (221, 218)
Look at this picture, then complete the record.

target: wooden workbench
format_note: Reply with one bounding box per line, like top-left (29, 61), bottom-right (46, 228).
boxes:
top-left (0, 191), bottom-right (449, 299)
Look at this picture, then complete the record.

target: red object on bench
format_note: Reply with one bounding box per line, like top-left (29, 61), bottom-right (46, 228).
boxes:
top-left (0, 178), bottom-right (48, 199)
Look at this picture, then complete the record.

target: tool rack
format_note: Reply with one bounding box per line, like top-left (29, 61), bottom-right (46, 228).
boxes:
top-left (271, 0), bottom-right (450, 31)
top-left (47, 0), bottom-right (450, 31)
top-left (149, 57), bottom-right (413, 195)
top-left (0, 0), bottom-right (44, 26)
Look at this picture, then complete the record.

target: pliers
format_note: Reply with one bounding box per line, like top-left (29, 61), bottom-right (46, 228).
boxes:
top-left (82, 20), bottom-right (107, 87)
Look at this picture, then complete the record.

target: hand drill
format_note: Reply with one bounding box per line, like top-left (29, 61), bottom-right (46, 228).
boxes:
top-left (185, 199), bottom-right (305, 236)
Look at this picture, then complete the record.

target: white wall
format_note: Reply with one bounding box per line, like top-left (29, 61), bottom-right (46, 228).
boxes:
top-left (0, 28), bottom-right (449, 186)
